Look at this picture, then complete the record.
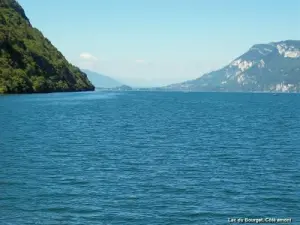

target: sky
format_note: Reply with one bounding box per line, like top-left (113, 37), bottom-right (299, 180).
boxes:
top-left (18, 0), bottom-right (300, 87)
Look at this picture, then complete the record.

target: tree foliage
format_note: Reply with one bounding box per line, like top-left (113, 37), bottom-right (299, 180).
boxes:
top-left (0, 0), bottom-right (95, 94)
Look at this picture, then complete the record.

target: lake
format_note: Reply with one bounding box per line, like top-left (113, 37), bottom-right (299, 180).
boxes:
top-left (1, 91), bottom-right (299, 224)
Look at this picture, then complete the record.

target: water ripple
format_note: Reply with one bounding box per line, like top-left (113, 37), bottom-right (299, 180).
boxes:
top-left (0, 92), bottom-right (300, 224)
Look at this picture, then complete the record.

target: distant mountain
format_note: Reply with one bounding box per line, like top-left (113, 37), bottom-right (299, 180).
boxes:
top-left (165, 40), bottom-right (300, 92)
top-left (0, 0), bottom-right (94, 94)
top-left (97, 85), bottom-right (133, 91)
top-left (82, 69), bottom-right (122, 88)
top-left (114, 85), bottom-right (133, 91)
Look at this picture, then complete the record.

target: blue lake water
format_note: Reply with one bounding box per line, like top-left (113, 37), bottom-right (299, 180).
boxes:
top-left (1, 91), bottom-right (299, 224)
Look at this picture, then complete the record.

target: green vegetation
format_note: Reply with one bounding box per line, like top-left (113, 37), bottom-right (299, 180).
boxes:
top-left (0, 0), bottom-right (95, 94)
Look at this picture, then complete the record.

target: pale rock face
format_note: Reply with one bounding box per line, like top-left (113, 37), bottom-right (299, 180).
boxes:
top-left (250, 46), bottom-right (274, 55)
top-left (225, 71), bottom-right (231, 79)
top-left (274, 83), bottom-right (294, 92)
top-left (285, 51), bottom-right (300, 58)
top-left (264, 48), bottom-right (273, 53)
top-left (281, 85), bottom-right (289, 92)
top-left (235, 71), bottom-right (242, 76)
top-left (237, 74), bottom-right (245, 84)
top-left (276, 44), bottom-right (300, 58)
top-left (258, 59), bottom-right (265, 68)
top-left (231, 59), bottom-right (253, 72)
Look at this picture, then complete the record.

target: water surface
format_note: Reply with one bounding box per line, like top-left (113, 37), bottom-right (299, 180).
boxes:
top-left (1, 91), bottom-right (299, 224)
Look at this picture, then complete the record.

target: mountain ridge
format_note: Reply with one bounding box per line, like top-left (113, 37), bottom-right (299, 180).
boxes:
top-left (82, 69), bottom-right (122, 88)
top-left (165, 40), bottom-right (300, 92)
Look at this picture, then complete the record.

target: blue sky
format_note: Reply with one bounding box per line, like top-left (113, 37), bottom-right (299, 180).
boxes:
top-left (19, 0), bottom-right (300, 87)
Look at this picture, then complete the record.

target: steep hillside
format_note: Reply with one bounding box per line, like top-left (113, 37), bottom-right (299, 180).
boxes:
top-left (0, 0), bottom-right (95, 93)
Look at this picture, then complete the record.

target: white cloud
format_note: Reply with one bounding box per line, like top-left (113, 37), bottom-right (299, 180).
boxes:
top-left (80, 52), bottom-right (98, 61)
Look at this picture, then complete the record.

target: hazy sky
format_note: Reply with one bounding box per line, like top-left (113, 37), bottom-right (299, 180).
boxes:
top-left (19, 0), bottom-right (300, 87)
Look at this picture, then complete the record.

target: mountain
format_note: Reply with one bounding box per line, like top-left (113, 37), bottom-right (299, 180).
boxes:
top-left (111, 85), bottom-right (133, 91)
top-left (81, 69), bottom-right (122, 88)
top-left (97, 85), bottom-right (133, 91)
top-left (0, 0), bottom-right (94, 94)
top-left (165, 40), bottom-right (300, 92)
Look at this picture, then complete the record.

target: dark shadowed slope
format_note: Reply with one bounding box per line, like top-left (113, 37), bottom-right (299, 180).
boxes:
top-left (0, 0), bottom-right (94, 93)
